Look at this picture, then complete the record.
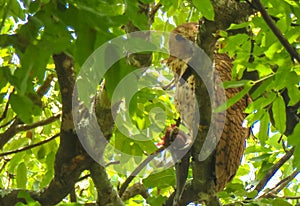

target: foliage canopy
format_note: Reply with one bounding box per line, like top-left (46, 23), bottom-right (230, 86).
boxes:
top-left (0, 0), bottom-right (299, 205)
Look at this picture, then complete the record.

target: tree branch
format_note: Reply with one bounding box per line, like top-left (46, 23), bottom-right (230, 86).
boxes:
top-left (90, 161), bottom-right (124, 206)
top-left (254, 147), bottom-right (295, 194)
top-left (0, 114), bottom-right (60, 149)
top-left (121, 183), bottom-right (149, 201)
top-left (36, 74), bottom-right (55, 97)
top-left (32, 53), bottom-right (93, 205)
top-left (16, 114), bottom-right (61, 132)
top-left (260, 170), bottom-right (300, 198)
top-left (0, 74), bottom-right (58, 149)
top-left (252, 0), bottom-right (300, 62)
top-left (119, 146), bottom-right (165, 197)
top-left (0, 133), bottom-right (59, 157)
top-left (0, 89), bottom-right (14, 123)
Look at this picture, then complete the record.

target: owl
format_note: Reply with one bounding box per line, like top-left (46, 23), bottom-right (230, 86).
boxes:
top-left (165, 22), bottom-right (249, 202)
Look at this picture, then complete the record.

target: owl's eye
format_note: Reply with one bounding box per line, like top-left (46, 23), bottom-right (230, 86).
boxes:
top-left (175, 34), bottom-right (185, 41)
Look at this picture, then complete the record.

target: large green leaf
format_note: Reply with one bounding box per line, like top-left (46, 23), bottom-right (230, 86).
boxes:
top-left (16, 162), bottom-right (27, 189)
top-left (192, 0), bottom-right (214, 20)
top-left (214, 80), bottom-right (253, 112)
top-left (257, 113), bottom-right (270, 145)
top-left (10, 94), bottom-right (42, 123)
top-left (125, 0), bottom-right (149, 30)
top-left (143, 168), bottom-right (175, 188)
top-left (272, 95), bottom-right (286, 134)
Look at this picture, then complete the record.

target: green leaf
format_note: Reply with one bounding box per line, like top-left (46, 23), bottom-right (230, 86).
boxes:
top-left (271, 95), bottom-right (286, 133)
top-left (222, 80), bottom-right (251, 89)
top-left (264, 42), bottom-right (282, 59)
top-left (134, 138), bottom-right (158, 154)
top-left (220, 33), bottom-right (249, 57)
top-left (143, 168), bottom-right (175, 188)
top-left (146, 195), bottom-right (167, 206)
top-left (10, 94), bottom-right (42, 123)
top-left (227, 22), bottom-right (250, 30)
top-left (251, 77), bottom-right (273, 100)
top-left (245, 109), bottom-right (265, 127)
top-left (192, 0), bottom-right (215, 20)
top-left (293, 146), bottom-right (300, 169)
top-left (255, 64), bottom-right (274, 77)
top-left (74, 25), bottom-right (97, 66)
top-left (272, 198), bottom-right (292, 206)
top-left (37, 146), bottom-right (46, 160)
top-left (21, 45), bottom-right (50, 83)
top-left (16, 162), bottom-right (27, 189)
top-left (224, 182), bottom-right (245, 193)
top-left (288, 123), bottom-right (300, 146)
top-left (125, 1), bottom-right (149, 30)
top-left (257, 113), bottom-right (270, 145)
top-left (104, 44), bottom-right (136, 99)
top-left (214, 81), bottom-right (253, 112)
top-left (249, 153), bottom-right (271, 162)
top-left (245, 92), bottom-right (276, 114)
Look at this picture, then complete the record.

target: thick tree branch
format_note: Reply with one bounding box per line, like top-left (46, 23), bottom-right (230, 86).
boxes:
top-left (90, 161), bottom-right (124, 206)
top-left (188, 1), bottom-right (254, 205)
top-left (252, 0), bottom-right (300, 62)
top-left (34, 53), bottom-right (93, 205)
top-left (121, 183), bottom-right (149, 201)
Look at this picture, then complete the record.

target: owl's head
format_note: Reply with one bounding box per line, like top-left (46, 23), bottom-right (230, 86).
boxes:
top-left (172, 22), bottom-right (199, 42)
top-left (168, 22), bottom-right (199, 60)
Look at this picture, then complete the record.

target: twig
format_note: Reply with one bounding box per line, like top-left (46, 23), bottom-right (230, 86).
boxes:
top-left (0, 99), bottom-right (10, 123)
top-left (0, 158), bottom-right (9, 173)
top-left (118, 146), bottom-right (165, 197)
top-left (0, 89), bottom-right (15, 123)
top-left (272, 170), bottom-right (300, 193)
top-left (284, 196), bottom-right (300, 200)
top-left (261, 193), bottom-right (300, 200)
top-left (105, 160), bottom-right (120, 167)
top-left (37, 74), bottom-right (55, 97)
top-left (0, 114), bottom-right (60, 149)
top-left (0, 133), bottom-right (59, 157)
top-left (252, 0), bottom-right (300, 62)
top-left (149, 2), bottom-right (162, 20)
top-left (77, 174), bottom-right (91, 182)
top-left (260, 170), bottom-right (300, 198)
top-left (254, 147), bottom-right (295, 193)
top-left (16, 114), bottom-right (61, 132)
